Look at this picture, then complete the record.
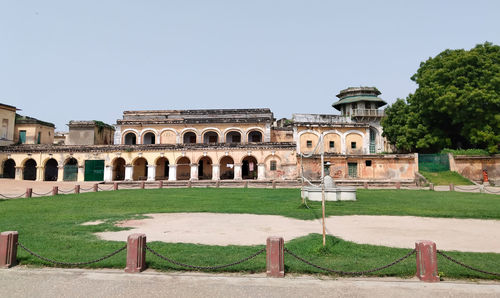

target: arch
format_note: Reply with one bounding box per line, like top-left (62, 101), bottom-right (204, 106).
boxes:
top-left (242, 155), bottom-right (258, 180)
top-left (202, 131), bottom-right (219, 144)
top-left (142, 132), bottom-right (157, 145)
top-left (44, 158), bottom-right (58, 181)
top-left (2, 159), bottom-right (15, 179)
top-left (160, 128), bottom-right (179, 144)
top-left (124, 132), bottom-right (137, 145)
top-left (264, 155), bottom-right (282, 180)
top-left (155, 157), bottom-right (169, 180)
top-left (247, 129), bottom-right (263, 143)
top-left (63, 157), bottom-right (78, 181)
top-left (176, 157), bottom-right (191, 180)
top-left (225, 130), bottom-right (242, 143)
top-left (198, 156), bottom-right (212, 180)
top-left (322, 131), bottom-right (342, 154)
top-left (132, 157), bottom-right (148, 181)
top-left (112, 157), bottom-right (126, 181)
top-left (345, 130), bottom-right (364, 154)
top-left (298, 130), bottom-right (321, 154)
top-left (182, 131), bottom-right (197, 144)
top-left (23, 159), bottom-right (37, 181)
top-left (220, 156), bottom-right (234, 180)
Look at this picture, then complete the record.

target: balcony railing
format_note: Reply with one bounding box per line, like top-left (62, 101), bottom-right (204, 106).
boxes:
top-left (351, 109), bottom-right (385, 117)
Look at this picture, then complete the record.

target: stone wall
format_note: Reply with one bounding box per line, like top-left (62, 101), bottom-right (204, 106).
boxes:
top-left (449, 154), bottom-right (500, 183)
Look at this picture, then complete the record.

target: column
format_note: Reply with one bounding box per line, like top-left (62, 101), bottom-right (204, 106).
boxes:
top-left (190, 164), bottom-right (198, 181)
top-left (124, 165), bottom-right (133, 181)
top-left (212, 164), bottom-right (220, 181)
top-left (234, 163), bottom-right (242, 180)
top-left (147, 165), bottom-right (156, 181)
top-left (104, 165), bottom-right (113, 182)
top-left (15, 167), bottom-right (23, 180)
top-left (77, 166), bottom-right (85, 182)
top-left (257, 163), bottom-right (266, 180)
top-left (341, 135), bottom-right (347, 154)
top-left (57, 166), bottom-right (64, 182)
top-left (168, 165), bottom-right (177, 181)
top-left (36, 166), bottom-right (44, 181)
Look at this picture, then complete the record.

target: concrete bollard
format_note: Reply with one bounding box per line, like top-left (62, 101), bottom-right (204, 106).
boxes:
top-left (272, 180), bottom-right (276, 189)
top-left (0, 231), bottom-right (18, 268)
top-left (52, 186), bottom-right (59, 196)
top-left (429, 183), bottom-right (434, 191)
top-left (396, 181), bottom-right (401, 189)
top-left (93, 184), bottom-right (99, 192)
top-left (125, 233), bottom-right (147, 273)
top-left (25, 188), bottom-right (32, 198)
top-left (158, 181), bottom-right (163, 189)
top-left (140, 182), bottom-right (145, 189)
top-left (449, 184), bottom-right (454, 191)
top-left (266, 236), bottom-right (284, 278)
top-left (364, 182), bottom-right (368, 189)
top-left (415, 240), bottom-right (439, 282)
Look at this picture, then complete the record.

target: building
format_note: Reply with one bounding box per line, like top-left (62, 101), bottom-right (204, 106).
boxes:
top-left (14, 114), bottom-right (55, 145)
top-left (0, 103), bottom-right (17, 146)
top-left (66, 121), bottom-right (115, 145)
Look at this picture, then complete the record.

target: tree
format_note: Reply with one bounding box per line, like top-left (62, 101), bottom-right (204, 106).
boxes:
top-left (382, 42), bottom-right (500, 154)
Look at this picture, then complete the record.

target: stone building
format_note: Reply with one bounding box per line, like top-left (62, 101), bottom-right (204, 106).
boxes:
top-left (66, 121), bottom-right (115, 145)
top-left (0, 103), bottom-right (17, 146)
top-left (14, 114), bottom-right (55, 145)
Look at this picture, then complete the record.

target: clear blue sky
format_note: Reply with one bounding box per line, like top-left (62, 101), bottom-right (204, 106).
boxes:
top-left (1, 0), bottom-right (499, 131)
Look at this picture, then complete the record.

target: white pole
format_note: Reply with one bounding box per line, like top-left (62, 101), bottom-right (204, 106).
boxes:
top-left (320, 135), bottom-right (326, 247)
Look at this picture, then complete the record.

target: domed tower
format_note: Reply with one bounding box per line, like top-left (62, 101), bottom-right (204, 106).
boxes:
top-left (332, 87), bottom-right (386, 120)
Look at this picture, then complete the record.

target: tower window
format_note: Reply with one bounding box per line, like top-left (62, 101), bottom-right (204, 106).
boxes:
top-left (306, 140), bottom-right (312, 148)
top-left (270, 160), bottom-right (277, 171)
top-left (329, 141), bottom-right (335, 148)
top-left (351, 142), bottom-right (356, 149)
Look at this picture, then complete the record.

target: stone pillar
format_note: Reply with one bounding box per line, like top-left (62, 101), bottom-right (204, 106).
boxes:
top-left (266, 236), bottom-right (284, 278)
top-left (52, 186), bottom-right (58, 196)
top-left (124, 165), bottom-right (133, 181)
top-left (75, 185), bottom-right (80, 194)
top-left (415, 240), bottom-right (439, 282)
top-left (124, 233), bottom-right (147, 273)
top-left (147, 165), bottom-right (156, 181)
top-left (15, 167), bottom-right (23, 180)
top-left (190, 164), bottom-right (198, 181)
top-left (77, 166), bottom-right (85, 182)
top-left (0, 231), bottom-right (18, 268)
top-left (449, 184), bottom-right (454, 191)
top-left (234, 163), bottom-right (242, 180)
top-left (103, 165), bottom-right (113, 182)
top-left (168, 165), bottom-right (177, 181)
top-left (25, 188), bottom-right (32, 198)
top-left (212, 164), bottom-right (220, 181)
top-left (36, 166), bottom-right (44, 181)
top-left (257, 163), bottom-right (266, 181)
top-left (57, 166), bottom-right (64, 182)
top-left (113, 183), bottom-right (118, 191)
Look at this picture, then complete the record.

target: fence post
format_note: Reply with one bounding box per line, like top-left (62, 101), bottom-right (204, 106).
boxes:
top-left (125, 233), bottom-right (147, 273)
top-left (272, 180), bottom-right (276, 189)
top-left (415, 240), bottom-right (439, 282)
top-left (216, 180), bottom-right (220, 188)
top-left (25, 188), bottom-right (32, 198)
top-left (113, 182), bottom-right (118, 191)
top-left (449, 184), bottom-right (454, 191)
top-left (52, 186), bottom-right (58, 196)
top-left (266, 236), bottom-right (284, 278)
top-left (396, 181), bottom-right (401, 189)
top-left (187, 181), bottom-right (192, 188)
top-left (93, 184), bottom-right (99, 192)
top-left (364, 182), bottom-right (368, 189)
top-left (140, 182), bottom-right (145, 189)
top-left (244, 181), bottom-right (248, 188)
top-left (74, 185), bottom-right (80, 194)
top-left (0, 231), bottom-right (18, 268)
top-left (158, 181), bottom-right (163, 189)
top-left (479, 185), bottom-right (485, 194)
top-left (429, 183), bottom-right (434, 191)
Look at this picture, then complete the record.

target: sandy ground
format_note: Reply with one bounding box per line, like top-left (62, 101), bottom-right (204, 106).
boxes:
top-left (0, 179), bottom-right (102, 197)
top-left (95, 213), bottom-right (500, 253)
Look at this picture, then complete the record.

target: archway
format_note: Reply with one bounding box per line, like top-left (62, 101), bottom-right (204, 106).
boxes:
top-left (132, 158), bottom-right (148, 181)
top-left (220, 156), bottom-right (234, 180)
top-left (242, 156), bottom-right (258, 180)
top-left (113, 158), bottom-right (126, 181)
top-left (203, 131), bottom-right (218, 144)
top-left (198, 156), bottom-right (212, 180)
top-left (248, 131), bottom-right (262, 143)
top-left (176, 157), bottom-right (191, 180)
top-left (155, 157), bottom-right (169, 180)
top-left (23, 159), bottom-right (37, 180)
top-left (63, 158), bottom-right (78, 181)
top-left (124, 132), bottom-right (137, 145)
top-left (44, 159), bottom-right (58, 181)
top-left (143, 132), bottom-right (156, 144)
top-left (183, 132), bottom-right (197, 144)
top-left (226, 131), bottom-right (241, 143)
top-left (2, 159), bottom-right (15, 179)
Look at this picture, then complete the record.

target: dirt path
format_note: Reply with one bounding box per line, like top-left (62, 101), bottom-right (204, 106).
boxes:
top-left (95, 213), bottom-right (500, 253)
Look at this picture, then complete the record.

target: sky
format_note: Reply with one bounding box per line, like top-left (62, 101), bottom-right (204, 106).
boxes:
top-left (1, 0), bottom-right (500, 131)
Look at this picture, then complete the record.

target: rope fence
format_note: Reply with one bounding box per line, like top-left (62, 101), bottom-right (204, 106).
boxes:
top-left (32, 190), bottom-right (54, 196)
top-left (0, 193), bottom-right (26, 199)
top-left (437, 250), bottom-right (500, 277)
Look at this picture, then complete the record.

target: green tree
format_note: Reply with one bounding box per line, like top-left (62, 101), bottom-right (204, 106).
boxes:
top-left (382, 42), bottom-right (500, 153)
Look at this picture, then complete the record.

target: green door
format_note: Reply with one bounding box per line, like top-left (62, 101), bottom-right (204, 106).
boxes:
top-left (19, 130), bottom-right (26, 144)
top-left (348, 163), bottom-right (358, 178)
top-left (84, 160), bottom-right (104, 181)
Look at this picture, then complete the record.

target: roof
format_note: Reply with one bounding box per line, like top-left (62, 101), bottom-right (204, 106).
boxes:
top-left (15, 114), bottom-right (55, 128)
top-left (331, 95), bottom-right (387, 110)
top-left (68, 120), bottom-right (115, 130)
top-left (0, 103), bottom-right (18, 112)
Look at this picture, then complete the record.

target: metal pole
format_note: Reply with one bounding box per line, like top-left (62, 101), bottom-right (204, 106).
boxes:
top-left (320, 136), bottom-right (326, 247)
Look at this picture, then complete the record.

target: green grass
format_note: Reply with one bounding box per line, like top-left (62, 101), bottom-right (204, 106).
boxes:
top-left (1, 188), bottom-right (499, 280)
top-left (441, 148), bottom-right (490, 156)
top-left (420, 171), bottom-right (474, 186)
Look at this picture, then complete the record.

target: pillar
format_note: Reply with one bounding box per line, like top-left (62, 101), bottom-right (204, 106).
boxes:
top-left (234, 163), bottom-right (242, 180)
top-left (266, 236), bottom-right (284, 277)
top-left (77, 166), bottom-right (85, 182)
top-left (104, 165), bottom-right (113, 182)
top-left (57, 166), bottom-right (64, 182)
top-left (0, 231), bottom-right (18, 268)
top-left (190, 164), bottom-right (198, 181)
top-left (36, 166), bottom-right (43, 181)
top-left (124, 233), bottom-right (147, 273)
top-left (212, 164), bottom-right (220, 181)
top-left (15, 167), bottom-right (22, 180)
top-left (415, 240), bottom-right (439, 282)
top-left (168, 165), bottom-right (177, 181)
top-left (257, 163), bottom-right (266, 181)
top-left (124, 165), bottom-right (133, 181)
top-left (147, 165), bottom-right (156, 181)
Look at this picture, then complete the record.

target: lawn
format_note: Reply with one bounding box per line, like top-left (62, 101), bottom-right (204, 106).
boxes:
top-left (1, 188), bottom-right (499, 280)
top-left (420, 170), bottom-right (474, 186)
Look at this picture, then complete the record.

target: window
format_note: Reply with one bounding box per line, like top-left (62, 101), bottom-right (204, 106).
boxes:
top-left (208, 135), bottom-right (217, 143)
top-left (1, 119), bottom-right (8, 139)
top-left (19, 130), bottom-right (26, 144)
top-left (270, 160), bottom-right (277, 171)
top-left (306, 140), bottom-right (312, 148)
top-left (37, 132), bottom-right (41, 144)
top-left (329, 141), bottom-right (335, 148)
top-left (351, 142), bottom-right (356, 149)
top-left (365, 160), bottom-right (372, 167)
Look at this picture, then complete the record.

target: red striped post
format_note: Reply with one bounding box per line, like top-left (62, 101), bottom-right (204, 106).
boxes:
top-left (266, 236), bottom-right (284, 278)
top-left (0, 231), bottom-right (18, 268)
top-left (415, 240), bottom-right (439, 282)
top-left (125, 233), bottom-right (147, 273)
top-left (25, 188), bottom-right (32, 198)
top-left (52, 186), bottom-right (59, 196)
top-left (75, 185), bottom-right (80, 194)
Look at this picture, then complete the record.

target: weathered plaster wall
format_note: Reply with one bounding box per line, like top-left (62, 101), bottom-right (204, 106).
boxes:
top-left (450, 155), bottom-right (500, 183)
top-left (14, 124), bottom-right (54, 144)
top-left (0, 108), bottom-right (16, 146)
